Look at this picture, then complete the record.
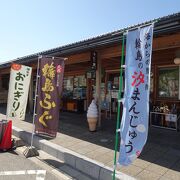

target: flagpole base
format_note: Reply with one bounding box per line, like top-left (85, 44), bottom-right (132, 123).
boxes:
top-left (23, 146), bottom-right (39, 158)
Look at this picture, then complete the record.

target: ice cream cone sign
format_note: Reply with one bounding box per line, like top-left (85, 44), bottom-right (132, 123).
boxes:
top-left (87, 100), bottom-right (98, 131)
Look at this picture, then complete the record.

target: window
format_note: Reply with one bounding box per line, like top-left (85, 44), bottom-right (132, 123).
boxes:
top-left (158, 67), bottom-right (179, 99)
top-left (73, 75), bottom-right (86, 99)
top-left (63, 76), bottom-right (73, 91)
top-left (63, 76), bottom-right (74, 98)
top-left (74, 75), bottom-right (86, 88)
top-left (63, 75), bottom-right (86, 99)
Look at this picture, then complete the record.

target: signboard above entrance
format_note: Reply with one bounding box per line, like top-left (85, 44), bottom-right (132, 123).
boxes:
top-left (91, 51), bottom-right (97, 70)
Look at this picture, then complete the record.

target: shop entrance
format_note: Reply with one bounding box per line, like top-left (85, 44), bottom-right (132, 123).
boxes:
top-left (62, 75), bottom-right (87, 113)
top-left (101, 70), bottom-right (124, 121)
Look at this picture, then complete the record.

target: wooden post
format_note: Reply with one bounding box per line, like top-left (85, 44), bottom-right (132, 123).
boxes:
top-left (96, 52), bottom-right (102, 127)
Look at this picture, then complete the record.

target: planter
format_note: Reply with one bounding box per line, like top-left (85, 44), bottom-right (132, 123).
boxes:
top-left (87, 117), bottom-right (97, 131)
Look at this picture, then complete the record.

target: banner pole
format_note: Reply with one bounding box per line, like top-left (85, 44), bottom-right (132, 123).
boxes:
top-left (112, 33), bottom-right (125, 180)
top-left (30, 56), bottom-right (40, 147)
top-left (23, 56), bottom-right (41, 158)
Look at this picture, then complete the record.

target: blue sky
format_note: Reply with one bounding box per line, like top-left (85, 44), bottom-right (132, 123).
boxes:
top-left (0, 0), bottom-right (179, 63)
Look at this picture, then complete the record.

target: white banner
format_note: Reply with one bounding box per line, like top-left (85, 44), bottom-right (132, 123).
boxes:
top-left (119, 24), bottom-right (154, 166)
top-left (6, 64), bottom-right (32, 120)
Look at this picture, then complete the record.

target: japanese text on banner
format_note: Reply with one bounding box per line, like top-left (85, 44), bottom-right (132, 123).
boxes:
top-left (119, 24), bottom-right (154, 166)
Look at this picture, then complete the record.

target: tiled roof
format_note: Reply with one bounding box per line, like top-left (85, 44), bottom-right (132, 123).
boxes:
top-left (0, 12), bottom-right (180, 68)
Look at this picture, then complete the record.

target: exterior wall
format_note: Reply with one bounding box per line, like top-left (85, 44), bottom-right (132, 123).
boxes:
top-left (0, 32), bottom-right (179, 121)
top-left (151, 47), bottom-right (180, 110)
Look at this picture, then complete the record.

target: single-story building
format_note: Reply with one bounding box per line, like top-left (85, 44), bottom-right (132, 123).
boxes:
top-left (0, 12), bottom-right (180, 131)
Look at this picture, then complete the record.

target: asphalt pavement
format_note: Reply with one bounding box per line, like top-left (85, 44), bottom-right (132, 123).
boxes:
top-left (0, 148), bottom-right (61, 180)
top-left (0, 142), bottom-right (96, 180)
top-left (0, 144), bottom-right (75, 180)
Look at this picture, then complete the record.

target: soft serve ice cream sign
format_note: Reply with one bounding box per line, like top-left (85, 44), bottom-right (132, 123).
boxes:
top-left (87, 100), bottom-right (98, 131)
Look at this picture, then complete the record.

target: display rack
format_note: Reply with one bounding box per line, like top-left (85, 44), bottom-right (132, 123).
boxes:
top-left (150, 112), bottom-right (179, 131)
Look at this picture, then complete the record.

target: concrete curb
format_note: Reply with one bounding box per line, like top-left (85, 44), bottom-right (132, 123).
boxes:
top-left (12, 126), bottom-right (135, 180)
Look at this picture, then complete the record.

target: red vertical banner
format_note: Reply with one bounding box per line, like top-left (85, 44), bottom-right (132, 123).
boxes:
top-left (35, 56), bottom-right (65, 137)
